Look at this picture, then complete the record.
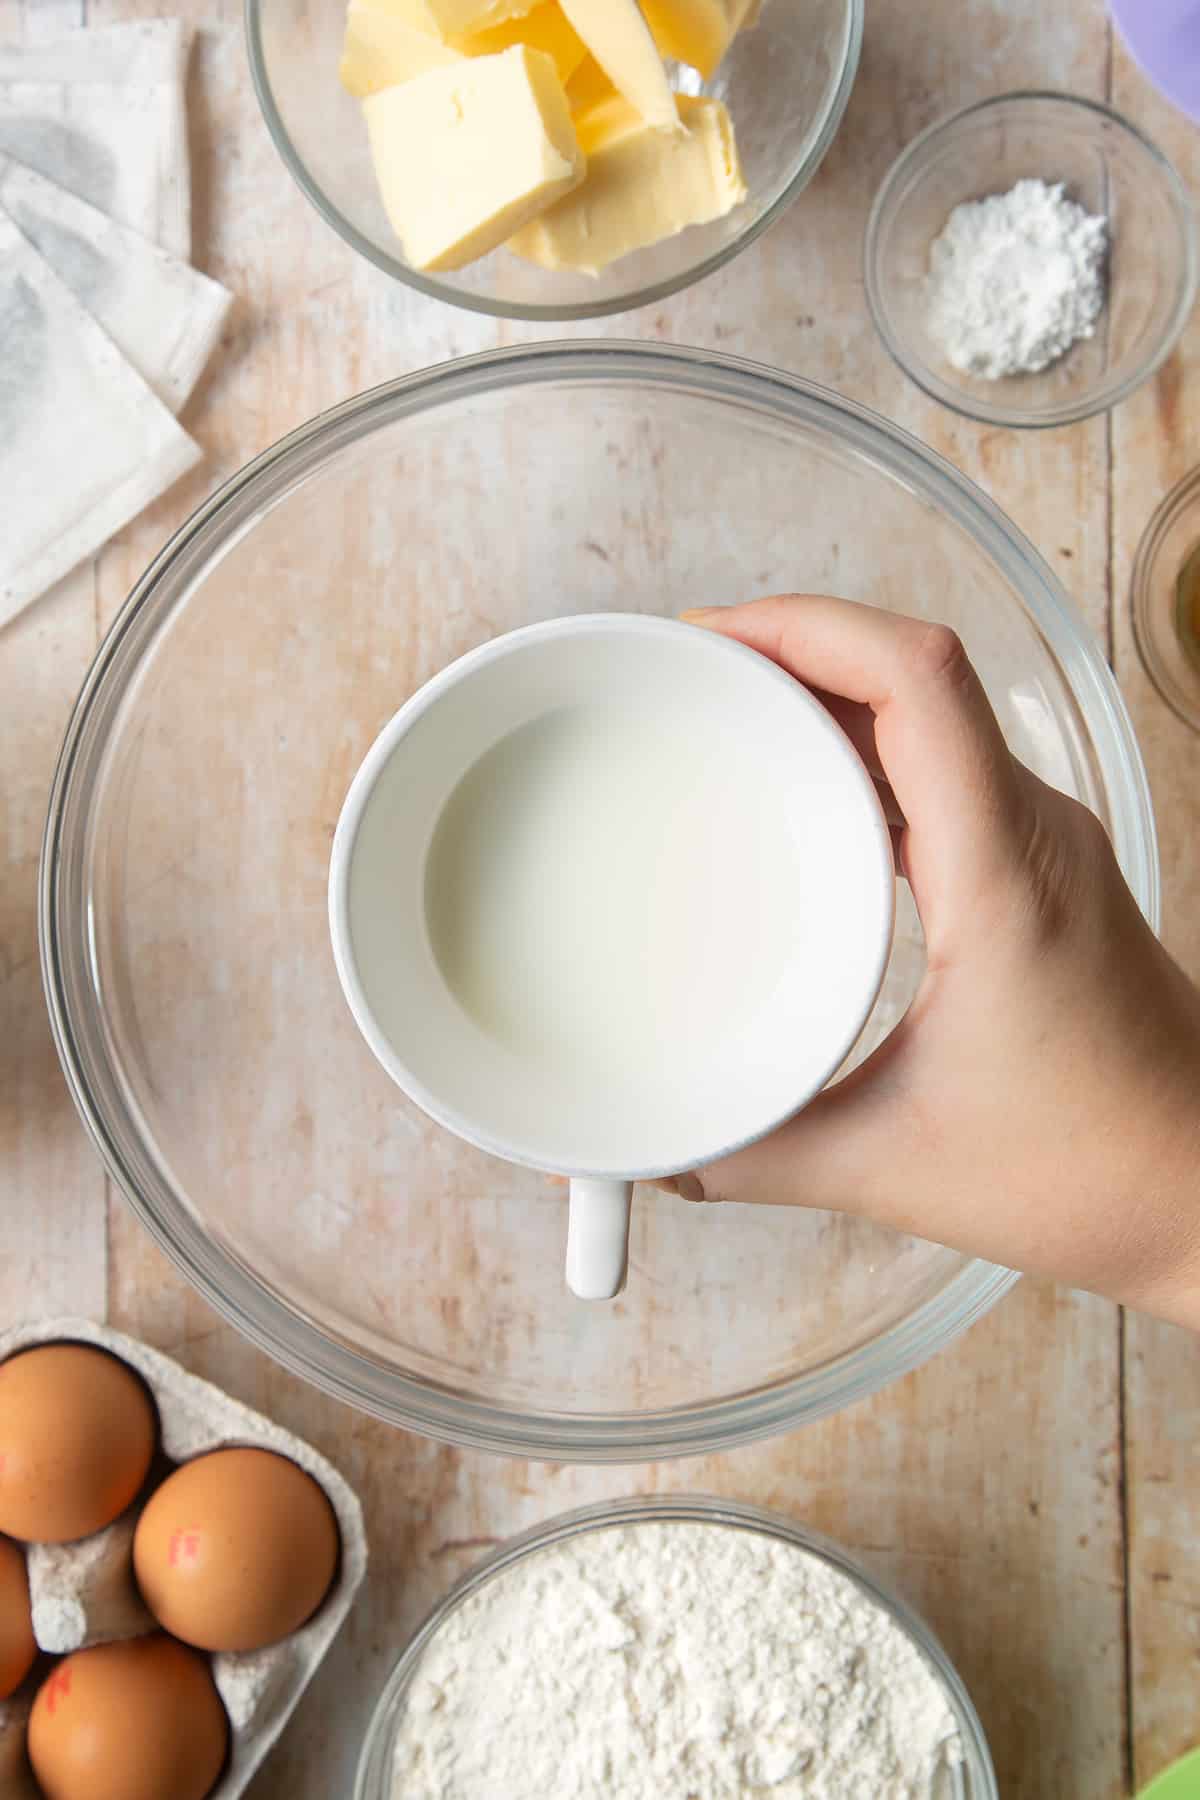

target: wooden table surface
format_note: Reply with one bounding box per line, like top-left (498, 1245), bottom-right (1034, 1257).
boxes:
top-left (2, 0), bottom-right (1199, 1794)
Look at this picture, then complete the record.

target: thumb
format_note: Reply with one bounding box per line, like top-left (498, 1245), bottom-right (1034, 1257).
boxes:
top-left (657, 1025), bottom-right (917, 1217)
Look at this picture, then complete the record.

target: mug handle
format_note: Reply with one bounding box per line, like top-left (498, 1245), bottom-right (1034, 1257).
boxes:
top-left (565, 1179), bottom-right (632, 1300)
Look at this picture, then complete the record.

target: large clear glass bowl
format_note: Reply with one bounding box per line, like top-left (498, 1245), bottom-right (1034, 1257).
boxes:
top-left (354, 1496), bottom-right (998, 1799)
top-left (245, 0), bottom-right (862, 319)
top-left (41, 343), bottom-right (1158, 1461)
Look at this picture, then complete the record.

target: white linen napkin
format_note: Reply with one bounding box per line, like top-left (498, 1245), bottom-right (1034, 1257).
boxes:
top-left (0, 155), bottom-right (231, 414)
top-left (0, 213), bottom-right (201, 627)
top-left (0, 21), bottom-right (191, 256)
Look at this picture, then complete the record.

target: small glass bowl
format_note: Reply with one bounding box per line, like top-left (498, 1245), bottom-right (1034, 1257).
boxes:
top-left (354, 1496), bottom-right (998, 1799)
top-left (865, 91), bottom-right (1198, 429)
top-left (1132, 466), bottom-right (1200, 732)
top-left (246, 0), bottom-right (862, 321)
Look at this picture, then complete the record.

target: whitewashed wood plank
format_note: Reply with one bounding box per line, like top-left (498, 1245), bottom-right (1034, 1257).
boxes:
top-left (0, 0), bottom-right (103, 1354)
top-left (0, 562), bottom-right (106, 1325)
top-left (3, 3), bottom-right (1135, 1798)
top-left (1109, 31), bottom-right (1200, 1794)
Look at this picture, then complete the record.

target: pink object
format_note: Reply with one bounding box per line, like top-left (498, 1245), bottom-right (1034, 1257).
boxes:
top-left (1111, 0), bottom-right (1200, 122)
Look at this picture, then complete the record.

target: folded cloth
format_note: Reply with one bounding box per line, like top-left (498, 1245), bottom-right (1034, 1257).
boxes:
top-left (0, 20), bottom-right (187, 85)
top-left (0, 21), bottom-right (190, 256)
top-left (0, 155), bottom-right (231, 414)
top-left (0, 213), bottom-right (200, 627)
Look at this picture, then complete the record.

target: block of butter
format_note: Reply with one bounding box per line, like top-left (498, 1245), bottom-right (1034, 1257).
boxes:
top-left (341, 3), bottom-right (462, 95)
top-left (464, 2), bottom-right (587, 82)
top-left (564, 51), bottom-right (618, 114)
top-left (341, 0), bottom-right (585, 94)
top-left (639, 0), bottom-right (758, 78)
top-left (508, 90), bottom-right (744, 272)
top-left (556, 0), bottom-right (678, 131)
top-left (362, 0), bottom-right (536, 40)
top-left (364, 44), bottom-right (584, 269)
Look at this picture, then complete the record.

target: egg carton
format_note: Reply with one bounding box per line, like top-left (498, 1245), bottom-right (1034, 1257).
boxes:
top-left (0, 1318), bottom-right (367, 1799)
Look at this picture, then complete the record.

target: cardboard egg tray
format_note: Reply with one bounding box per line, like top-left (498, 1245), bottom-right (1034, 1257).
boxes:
top-left (0, 1318), bottom-right (367, 1799)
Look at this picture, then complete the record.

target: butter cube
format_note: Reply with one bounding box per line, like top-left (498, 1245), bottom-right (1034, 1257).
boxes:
top-left (564, 52), bottom-right (618, 115)
top-left (460, 2), bottom-right (588, 85)
top-left (556, 0), bottom-right (678, 131)
top-left (639, 0), bottom-right (756, 78)
top-left (571, 89), bottom-right (642, 154)
top-left (340, 3), bottom-right (464, 96)
top-left (364, 46), bottom-right (584, 270)
top-left (508, 91), bottom-right (745, 273)
top-left (340, 0), bottom-right (584, 95)
top-left (360, 0), bottom-right (536, 43)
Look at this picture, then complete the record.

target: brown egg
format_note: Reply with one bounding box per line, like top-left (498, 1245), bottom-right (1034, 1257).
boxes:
top-left (133, 1447), bottom-right (339, 1652)
top-left (0, 1344), bottom-right (157, 1543)
top-left (0, 1536), bottom-right (35, 1698)
top-left (27, 1635), bottom-right (227, 1800)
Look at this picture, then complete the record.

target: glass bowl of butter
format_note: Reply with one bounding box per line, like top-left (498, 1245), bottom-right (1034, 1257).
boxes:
top-left (246, 0), bottom-right (862, 318)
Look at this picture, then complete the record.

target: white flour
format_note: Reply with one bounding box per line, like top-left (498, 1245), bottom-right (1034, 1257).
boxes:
top-left (390, 1521), bottom-right (963, 1797)
top-left (927, 177), bottom-right (1107, 379)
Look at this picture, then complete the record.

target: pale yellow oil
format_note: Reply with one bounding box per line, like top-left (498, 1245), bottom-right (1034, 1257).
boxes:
top-left (1176, 541), bottom-right (1200, 679)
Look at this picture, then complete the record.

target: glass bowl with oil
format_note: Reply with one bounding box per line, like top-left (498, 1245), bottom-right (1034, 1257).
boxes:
top-left (1132, 466), bottom-right (1200, 731)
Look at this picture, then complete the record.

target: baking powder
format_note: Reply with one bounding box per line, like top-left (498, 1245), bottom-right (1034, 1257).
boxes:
top-left (927, 177), bottom-right (1107, 379)
top-left (391, 1520), bottom-right (963, 1797)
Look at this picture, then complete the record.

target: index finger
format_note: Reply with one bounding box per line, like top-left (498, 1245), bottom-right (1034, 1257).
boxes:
top-left (680, 595), bottom-right (1028, 871)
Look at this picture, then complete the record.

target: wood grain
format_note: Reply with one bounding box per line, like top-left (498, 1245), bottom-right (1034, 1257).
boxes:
top-left (1, 0), bottom-right (1195, 1795)
top-left (1109, 31), bottom-right (1200, 1796)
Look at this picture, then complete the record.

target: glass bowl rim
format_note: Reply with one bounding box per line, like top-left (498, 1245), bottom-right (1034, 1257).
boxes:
top-left (39, 338), bottom-right (1159, 1462)
top-left (1131, 462), bottom-right (1200, 733)
top-left (864, 88), bottom-right (1200, 430)
top-left (242, 0), bottom-right (865, 322)
top-left (352, 1493), bottom-right (999, 1799)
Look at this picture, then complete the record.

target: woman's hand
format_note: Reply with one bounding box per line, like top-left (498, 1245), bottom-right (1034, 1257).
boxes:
top-left (665, 596), bottom-right (1200, 1329)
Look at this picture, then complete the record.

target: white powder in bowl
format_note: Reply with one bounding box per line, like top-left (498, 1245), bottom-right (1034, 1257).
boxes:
top-left (390, 1520), bottom-right (964, 1798)
top-left (927, 177), bottom-right (1108, 380)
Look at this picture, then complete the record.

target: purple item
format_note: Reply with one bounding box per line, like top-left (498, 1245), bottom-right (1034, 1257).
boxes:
top-left (1110, 0), bottom-right (1200, 123)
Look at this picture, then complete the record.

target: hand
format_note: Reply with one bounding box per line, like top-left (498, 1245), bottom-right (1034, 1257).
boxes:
top-left (663, 596), bottom-right (1200, 1329)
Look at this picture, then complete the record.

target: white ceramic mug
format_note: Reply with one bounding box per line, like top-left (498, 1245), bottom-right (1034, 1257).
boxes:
top-left (328, 614), bottom-right (895, 1301)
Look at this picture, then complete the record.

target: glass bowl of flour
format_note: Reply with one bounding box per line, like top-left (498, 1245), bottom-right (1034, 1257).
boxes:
top-left (354, 1495), bottom-right (998, 1799)
top-left (42, 342), bottom-right (1158, 1460)
top-left (865, 92), bottom-right (1197, 429)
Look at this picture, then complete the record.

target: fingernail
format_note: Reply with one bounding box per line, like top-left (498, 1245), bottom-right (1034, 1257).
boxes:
top-left (678, 607), bottom-right (724, 623)
top-left (649, 1173), bottom-right (710, 1204)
